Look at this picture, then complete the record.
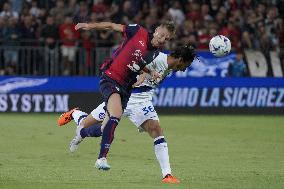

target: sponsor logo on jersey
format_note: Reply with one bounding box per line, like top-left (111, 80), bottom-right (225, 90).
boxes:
top-left (127, 62), bottom-right (140, 72)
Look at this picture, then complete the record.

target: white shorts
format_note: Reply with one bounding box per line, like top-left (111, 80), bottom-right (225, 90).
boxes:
top-left (91, 103), bottom-right (106, 122)
top-left (61, 45), bottom-right (76, 61)
top-left (90, 101), bottom-right (159, 132)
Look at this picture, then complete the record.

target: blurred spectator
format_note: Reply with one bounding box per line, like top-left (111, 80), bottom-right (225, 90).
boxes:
top-left (59, 16), bottom-right (80, 75)
top-left (73, 1), bottom-right (90, 23)
top-left (264, 6), bottom-right (281, 51)
top-left (2, 17), bottom-right (20, 75)
top-left (143, 7), bottom-right (159, 30)
top-left (257, 22), bottom-right (271, 55)
top-left (241, 9), bottom-right (263, 49)
top-left (278, 0), bottom-right (284, 16)
top-left (0, 16), bottom-right (6, 74)
top-left (200, 3), bottom-right (213, 21)
top-left (144, 14), bottom-right (157, 33)
top-left (92, 0), bottom-right (108, 19)
top-left (20, 3), bottom-right (31, 22)
top-left (226, 0), bottom-right (239, 11)
top-left (208, 0), bottom-right (222, 17)
top-left (0, 16), bottom-right (5, 39)
top-left (29, 0), bottom-right (41, 18)
top-left (0, 0), bottom-right (282, 76)
top-left (41, 16), bottom-right (58, 49)
top-left (111, 0), bottom-right (135, 23)
top-left (50, 0), bottom-right (68, 25)
top-left (0, 2), bottom-right (19, 19)
top-left (10, 0), bottom-right (23, 13)
top-left (41, 16), bottom-right (59, 75)
top-left (19, 15), bottom-right (38, 45)
top-left (168, 0), bottom-right (185, 26)
top-left (78, 30), bottom-right (95, 76)
top-left (241, 0), bottom-right (254, 10)
top-left (96, 29), bottom-right (114, 48)
top-left (256, 3), bottom-right (266, 19)
top-left (186, 2), bottom-right (201, 23)
top-left (180, 20), bottom-right (195, 36)
top-left (67, 0), bottom-right (79, 15)
top-left (220, 21), bottom-right (241, 50)
top-left (107, 3), bottom-right (119, 21)
top-left (228, 52), bottom-right (247, 77)
top-left (197, 27), bottom-right (210, 49)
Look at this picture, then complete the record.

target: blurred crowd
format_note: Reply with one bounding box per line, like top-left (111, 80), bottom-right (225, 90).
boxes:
top-left (0, 0), bottom-right (283, 76)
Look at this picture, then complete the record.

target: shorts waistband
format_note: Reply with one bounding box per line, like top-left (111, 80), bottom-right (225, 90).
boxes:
top-left (131, 86), bottom-right (153, 93)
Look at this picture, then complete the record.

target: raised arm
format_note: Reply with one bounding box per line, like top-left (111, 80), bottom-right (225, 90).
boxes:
top-left (75, 22), bottom-right (124, 32)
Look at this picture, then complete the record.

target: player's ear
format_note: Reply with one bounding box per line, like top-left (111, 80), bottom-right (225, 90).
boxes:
top-left (154, 27), bottom-right (158, 36)
top-left (154, 26), bottom-right (162, 33)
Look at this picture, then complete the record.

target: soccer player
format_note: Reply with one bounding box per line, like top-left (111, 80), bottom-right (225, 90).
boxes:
top-left (58, 45), bottom-right (196, 184)
top-left (67, 21), bottom-right (175, 170)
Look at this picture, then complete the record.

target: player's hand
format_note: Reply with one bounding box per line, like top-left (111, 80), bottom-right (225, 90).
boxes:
top-left (132, 72), bottom-right (147, 87)
top-left (75, 23), bottom-right (90, 30)
top-left (151, 71), bottom-right (162, 84)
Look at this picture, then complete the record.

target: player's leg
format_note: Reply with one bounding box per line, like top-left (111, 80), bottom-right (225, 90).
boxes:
top-left (69, 123), bottom-right (103, 152)
top-left (80, 102), bottom-right (106, 128)
top-left (126, 100), bottom-right (180, 183)
top-left (69, 103), bottom-right (106, 152)
top-left (57, 103), bottom-right (106, 127)
top-left (141, 120), bottom-right (180, 184)
top-left (95, 91), bottom-right (124, 170)
top-left (98, 93), bottom-right (122, 158)
top-left (57, 108), bottom-right (90, 127)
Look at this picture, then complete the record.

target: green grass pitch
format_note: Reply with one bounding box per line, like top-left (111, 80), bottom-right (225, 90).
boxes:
top-left (0, 114), bottom-right (284, 189)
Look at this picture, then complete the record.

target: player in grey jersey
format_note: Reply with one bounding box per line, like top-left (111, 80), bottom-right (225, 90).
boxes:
top-left (57, 45), bottom-right (196, 184)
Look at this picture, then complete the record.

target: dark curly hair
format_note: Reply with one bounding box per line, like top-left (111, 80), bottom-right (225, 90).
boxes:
top-left (170, 44), bottom-right (196, 66)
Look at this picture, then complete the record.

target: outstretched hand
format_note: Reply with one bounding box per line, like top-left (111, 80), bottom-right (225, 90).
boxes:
top-left (75, 23), bottom-right (90, 30)
top-left (132, 72), bottom-right (147, 87)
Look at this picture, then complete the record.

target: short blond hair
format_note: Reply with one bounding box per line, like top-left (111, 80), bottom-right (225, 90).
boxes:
top-left (160, 21), bottom-right (176, 35)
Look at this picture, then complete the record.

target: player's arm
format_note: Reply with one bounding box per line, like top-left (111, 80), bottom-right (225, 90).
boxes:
top-left (75, 22), bottom-right (124, 32)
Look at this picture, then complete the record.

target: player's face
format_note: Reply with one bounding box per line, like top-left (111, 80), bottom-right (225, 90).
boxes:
top-left (151, 27), bottom-right (172, 48)
top-left (172, 58), bottom-right (190, 72)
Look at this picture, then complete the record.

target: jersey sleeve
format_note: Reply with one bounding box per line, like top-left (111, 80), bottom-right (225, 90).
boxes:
top-left (123, 24), bottom-right (141, 38)
top-left (143, 53), bottom-right (170, 86)
top-left (145, 52), bottom-right (164, 71)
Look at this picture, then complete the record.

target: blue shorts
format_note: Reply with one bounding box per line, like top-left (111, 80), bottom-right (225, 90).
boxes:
top-left (99, 75), bottom-right (131, 111)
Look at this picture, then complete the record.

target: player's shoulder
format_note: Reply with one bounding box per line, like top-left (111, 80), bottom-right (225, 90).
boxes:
top-left (124, 24), bottom-right (147, 37)
top-left (146, 52), bottom-right (168, 71)
top-left (155, 52), bottom-right (168, 62)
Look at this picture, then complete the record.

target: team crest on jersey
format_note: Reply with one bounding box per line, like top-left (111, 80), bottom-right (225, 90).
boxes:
top-left (133, 49), bottom-right (142, 57)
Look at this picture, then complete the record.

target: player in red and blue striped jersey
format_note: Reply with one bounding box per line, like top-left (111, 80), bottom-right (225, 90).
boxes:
top-left (73, 21), bottom-right (176, 170)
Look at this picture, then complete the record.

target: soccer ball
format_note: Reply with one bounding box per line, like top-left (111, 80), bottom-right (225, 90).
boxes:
top-left (209, 35), bottom-right (231, 57)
